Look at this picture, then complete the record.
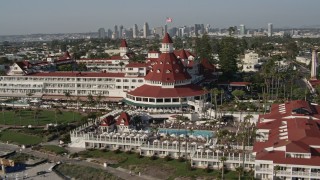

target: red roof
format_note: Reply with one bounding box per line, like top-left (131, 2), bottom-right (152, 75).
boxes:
top-left (174, 50), bottom-right (195, 58)
top-left (128, 84), bottom-right (207, 98)
top-left (116, 112), bottom-right (130, 126)
top-left (28, 72), bottom-right (126, 78)
top-left (100, 115), bottom-right (115, 126)
top-left (254, 100), bottom-right (320, 166)
top-left (200, 58), bottom-right (215, 71)
top-left (162, 33), bottom-right (173, 43)
top-left (144, 53), bottom-right (191, 83)
top-left (120, 39), bottom-right (128, 47)
top-left (179, 49), bottom-right (188, 59)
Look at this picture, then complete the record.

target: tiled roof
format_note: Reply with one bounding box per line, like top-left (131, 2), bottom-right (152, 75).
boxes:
top-left (144, 53), bottom-right (191, 83)
top-left (128, 84), bottom-right (207, 98)
top-left (162, 33), bottom-right (173, 43)
top-left (116, 112), bottom-right (130, 126)
top-left (100, 115), bottom-right (115, 126)
top-left (254, 100), bottom-right (320, 166)
top-left (120, 39), bottom-right (128, 47)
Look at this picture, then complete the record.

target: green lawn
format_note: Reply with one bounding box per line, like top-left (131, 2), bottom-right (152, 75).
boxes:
top-left (77, 150), bottom-right (245, 180)
top-left (40, 145), bottom-right (68, 155)
top-left (0, 109), bottom-right (83, 126)
top-left (0, 129), bottom-right (43, 145)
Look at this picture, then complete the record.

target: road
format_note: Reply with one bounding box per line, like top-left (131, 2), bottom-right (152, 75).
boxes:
top-left (0, 142), bottom-right (159, 180)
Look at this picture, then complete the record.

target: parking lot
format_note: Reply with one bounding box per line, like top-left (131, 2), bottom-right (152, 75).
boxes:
top-left (3, 162), bottom-right (62, 180)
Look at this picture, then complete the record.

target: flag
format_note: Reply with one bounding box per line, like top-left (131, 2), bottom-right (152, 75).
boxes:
top-left (166, 17), bottom-right (172, 23)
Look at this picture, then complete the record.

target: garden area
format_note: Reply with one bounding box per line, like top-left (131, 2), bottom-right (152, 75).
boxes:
top-left (74, 149), bottom-right (253, 180)
top-left (0, 109), bottom-right (84, 126)
top-left (55, 163), bottom-right (122, 180)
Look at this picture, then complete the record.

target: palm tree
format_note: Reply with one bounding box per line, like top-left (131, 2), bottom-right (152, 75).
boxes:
top-left (54, 108), bottom-right (62, 125)
top-left (64, 91), bottom-right (71, 107)
top-left (2, 105), bottom-right (5, 125)
top-left (235, 166), bottom-right (244, 180)
top-left (119, 61), bottom-right (125, 71)
top-left (219, 156), bottom-right (227, 180)
top-left (14, 109), bottom-right (20, 127)
top-left (33, 108), bottom-right (41, 125)
top-left (248, 166), bottom-right (255, 180)
top-left (274, 165), bottom-right (280, 180)
top-left (211, 88), bottom-right (220, 119)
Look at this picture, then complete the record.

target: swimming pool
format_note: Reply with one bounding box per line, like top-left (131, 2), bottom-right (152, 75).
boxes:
top-left (159, 128), bottom-right (214, 138)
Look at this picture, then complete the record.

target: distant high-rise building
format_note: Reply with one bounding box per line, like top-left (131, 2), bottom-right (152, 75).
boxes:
top-left (268, 23), bottom-right (273, 37)
top-left (311, 49), bottom-right (318, 80)
top-left (178, 27), bottom-right (186, 37)
top-left (154, 27), bottom-right (163, 37)
top-left (239, 24), bottom-right (246, 36)
top-left (143, 22), bottom-right (149, 38)
top-left (119, 25), bottom-right (124, 38)
top-left (169, 27), bottom-right (177, 37)
top-left (200, 24), bottom-right (205, 34)
top-left (114, 25), bottom-right (119, 39)
top-left (133, 24), bottom-right (139, 38)
top-left (98, 28), bottom-right (105, 39)
top-left (107, 29), bottom-right (112, 38)
top-left (194, 24), bottom-right (200, 36)
top-left (205, 24), bottom-right (210, 33)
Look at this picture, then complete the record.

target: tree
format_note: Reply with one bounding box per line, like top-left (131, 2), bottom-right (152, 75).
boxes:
top-left (54, 108), bottom-right (62, 125)
top-left (219, 156), bottom-right (227, 180)
top-left (274, 165), bottom-right (280, 180)
top-left (33, 108), bottom-right (41, 125)
top-left (211, 88), bottom-right (220, 119)
top-left (232, 90), bottom-right (245, 102)
top-left (235, 166), bottom-right (244, 180)
top-left (64, 91), bottom-right (71, 107)
top-left (119, 62), bottom-right (125, 71)
top-left (218, 37), bottom-right (239, 79)
top-left (195, 34), bottom-right (214, 62)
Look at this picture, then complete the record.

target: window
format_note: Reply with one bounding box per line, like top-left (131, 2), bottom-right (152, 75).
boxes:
top-left (136, 97), bottom-right (141, 101)
top-left (116, 86), bottom-right (122, 89)
top-left (123, 79), bottom-right (129, 82)
top-left (116, 79), bottom-right (121, 82)
top-left (138, 80), bottom-right (143, 83)
top-left (156, 99), bottom-right (163, 103)
top-left (143, 98), bottom-right (148, 102)
top-left (165, 98), bottom-right (171, 102)
top-left (128, 68), bottom-right (133, 70)
top-left (123, 86), bottom-right (129, 89)
top-left (132, 79), bottom-right (136, 82)
top-left (131, 86), bottom-right (135, 89)
top-left (139, 68), bottom-right (144, 70)
top-left (149, 98), bottom-right (155, 102)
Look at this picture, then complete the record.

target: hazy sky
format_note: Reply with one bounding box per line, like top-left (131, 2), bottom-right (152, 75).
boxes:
top-left (0, 0), bottom-right (319, 35)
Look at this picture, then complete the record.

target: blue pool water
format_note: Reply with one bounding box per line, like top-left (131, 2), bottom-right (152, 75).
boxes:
top-left (159, 128), bottom-right (214, 138)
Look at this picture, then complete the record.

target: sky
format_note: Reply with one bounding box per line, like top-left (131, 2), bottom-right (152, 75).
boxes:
top-left (0, 0), bottom-right (319, 35)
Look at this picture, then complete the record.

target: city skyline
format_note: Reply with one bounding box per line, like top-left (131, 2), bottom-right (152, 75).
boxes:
top-left (1, 0), bottom-right (320, 35)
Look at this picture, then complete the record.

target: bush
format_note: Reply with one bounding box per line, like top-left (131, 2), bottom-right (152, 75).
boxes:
top-left (70, 153), bottom-right (79, 158)
top-left (150, 155), bottom-right (157, 160)
top-left (186, 162), bottom-right (195, 171)
top-left (113, 149), bottom-right (121, 154)
top-left (204, 166), bottom-right (212, 173)
top-left (101, 149), bottom-right (108, 153)
top-left (136, 154), bottom-right (143, 159)
top-left (126, 150), bottom-right (132, 154)
top-left (164, 155), bottom-right (172, 161)
top-left (178, 157), bottom-right (185, 162)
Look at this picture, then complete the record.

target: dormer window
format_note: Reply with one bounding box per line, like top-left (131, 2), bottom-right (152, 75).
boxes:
top-left (150, 69), bottom-right (153, 72)
top-left (173, 61), bottom-right (176, 64)
top-left (157, 69), bottom-right (161, 73)
top-left (166, 62), bottom-right (170, 64)
top-left (160, 61), bottom-right (163, 64)
top-left (166, 70), bottom-right (171, 73)
top-left (175, 69), bottom-right (179, 73)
